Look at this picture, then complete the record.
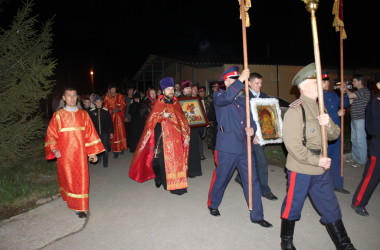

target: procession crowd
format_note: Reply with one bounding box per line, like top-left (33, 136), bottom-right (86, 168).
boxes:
top-left (44, 64), bottom-right (380, 250)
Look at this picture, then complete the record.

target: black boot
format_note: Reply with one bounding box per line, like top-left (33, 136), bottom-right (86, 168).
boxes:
top-left (281, 219), bottom-right (296, 250)
top-left (326, 219), bottom-right (356, 250)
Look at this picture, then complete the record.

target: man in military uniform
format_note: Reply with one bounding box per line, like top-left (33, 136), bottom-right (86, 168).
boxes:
top-left (207, 66), bottom-right (272, 228)
top-left (351, 74), bottom-right (380, 216)
top-left (322, 72), bottom-right (350, 194)
top-left (280, 63), bottom-right (355, 250)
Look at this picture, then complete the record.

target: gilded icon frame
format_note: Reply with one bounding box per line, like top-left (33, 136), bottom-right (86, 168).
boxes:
top-left (178, 97), bottom-right (210, 128)
top-left (250, 98), bottom-right (283, 145)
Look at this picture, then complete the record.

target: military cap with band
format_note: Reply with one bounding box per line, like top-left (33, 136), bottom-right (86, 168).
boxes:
top-left (292, 63), bottom-right (317, 86)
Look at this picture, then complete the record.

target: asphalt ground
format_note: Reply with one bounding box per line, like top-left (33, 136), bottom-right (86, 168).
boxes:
top-left (1, 145), bottom-right (379, 250)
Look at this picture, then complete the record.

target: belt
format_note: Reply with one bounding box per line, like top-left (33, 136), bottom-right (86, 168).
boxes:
top-left (308, 148), bottom-right (321, 155)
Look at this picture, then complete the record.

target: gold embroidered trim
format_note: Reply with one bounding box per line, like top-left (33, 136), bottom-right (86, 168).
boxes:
top-left (112, 139), bottom-right (126, 144)
top-left (44, 140), bottom-right (56, 147)
top-left (60, 187), bottom-right (88, 198)
top-left (167, 172), bottom-right (187, 178)
top-left (60, 127), bottom-right (85, 132)
top-left (85, 138), bottom-right (101, 147)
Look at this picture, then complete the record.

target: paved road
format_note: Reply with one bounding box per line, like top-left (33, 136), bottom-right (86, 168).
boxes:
top-left (1, 145), bottom-right (379, 250)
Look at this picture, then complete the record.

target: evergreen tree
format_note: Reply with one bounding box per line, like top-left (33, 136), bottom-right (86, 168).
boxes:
top-left (0, 1), bottom-right (56, 168)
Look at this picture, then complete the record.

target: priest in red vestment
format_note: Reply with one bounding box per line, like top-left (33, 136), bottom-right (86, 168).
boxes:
top-left (103, 84), bottom-right (127, 157)
top-left (129, 77), bottom-right (190, 195)
top-left (45, 88), bottom-right (104, 218)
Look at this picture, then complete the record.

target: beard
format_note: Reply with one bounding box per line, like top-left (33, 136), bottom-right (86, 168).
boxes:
top-left (164, 92), bottom-right (174, 100)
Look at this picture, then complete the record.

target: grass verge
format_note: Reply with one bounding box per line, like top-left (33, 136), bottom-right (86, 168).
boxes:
top-left (0, 142), bottom-right (58, 221)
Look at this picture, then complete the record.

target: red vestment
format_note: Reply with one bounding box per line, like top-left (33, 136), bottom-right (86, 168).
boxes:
top-left (45, 109), bottom-right (104, 211)
top-left (103, 93), bottom-right (127, 152)
top-left (129, 96), bottom-right (190, 190)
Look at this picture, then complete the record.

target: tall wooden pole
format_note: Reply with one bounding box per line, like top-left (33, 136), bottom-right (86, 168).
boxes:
top-left (240, 0), bottom-right (252, 210)
top-left (339, 26), bottom-right (345, 176)
top-left (305, 0), bottom-right (328, 156)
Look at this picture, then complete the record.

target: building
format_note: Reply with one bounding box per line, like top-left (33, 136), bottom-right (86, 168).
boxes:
top-left (132, 55), bottom-right (380, 103)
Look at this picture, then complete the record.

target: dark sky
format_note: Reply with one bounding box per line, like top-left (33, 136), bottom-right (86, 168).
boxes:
top-left (2, 0), bottom-right (378, 94)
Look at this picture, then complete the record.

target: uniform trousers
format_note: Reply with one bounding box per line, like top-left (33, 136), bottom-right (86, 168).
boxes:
top-left (328, 136), bottom-right (344, 189)
top-left (352, 155), bottom-right (380, 207)
top-left (208, 150), bottom-right (263, 221)
top-left (281, 170), bottom-right (342, 224)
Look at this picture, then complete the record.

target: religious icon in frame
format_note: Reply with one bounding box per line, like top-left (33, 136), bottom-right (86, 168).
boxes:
top-left (178, 96), bottom-right (210, 128)
top-left (250, 98), bottom-right (283, 145)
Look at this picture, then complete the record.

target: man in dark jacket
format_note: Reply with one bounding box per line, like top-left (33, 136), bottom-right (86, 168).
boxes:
top-left (89, 96), bottom-right (114, 168)
top-left (235, 72), bottom-right (278, 201)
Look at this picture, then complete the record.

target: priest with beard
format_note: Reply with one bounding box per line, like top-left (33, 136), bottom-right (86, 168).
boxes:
top-left (129, 77), bottom-right (190, 195)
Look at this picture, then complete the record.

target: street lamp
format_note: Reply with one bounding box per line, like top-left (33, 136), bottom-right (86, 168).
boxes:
top-left (90, 69), bottom-right (94, 92)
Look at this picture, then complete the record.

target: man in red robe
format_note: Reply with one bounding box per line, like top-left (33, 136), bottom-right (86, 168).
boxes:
top-left (129, 77), bottom-right (190, 195)
top-left (103, 84), bottom-right (127, 158)
top-left (45, 88), bottom-right (104, 218)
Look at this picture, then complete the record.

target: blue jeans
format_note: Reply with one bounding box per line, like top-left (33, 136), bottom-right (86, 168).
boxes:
top-left (351, 119), bottom-right (367, 165)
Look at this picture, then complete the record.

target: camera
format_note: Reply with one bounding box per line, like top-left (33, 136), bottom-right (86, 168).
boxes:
top-left (333, 80), bottom-right (353, 90)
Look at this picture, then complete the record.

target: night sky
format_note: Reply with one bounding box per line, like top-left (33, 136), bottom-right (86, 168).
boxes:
top-left (1, 0), bottom-right (378, 94)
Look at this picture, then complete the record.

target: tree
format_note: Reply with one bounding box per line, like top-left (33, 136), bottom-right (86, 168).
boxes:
top-left (0, 1), bottom-right (56, 168)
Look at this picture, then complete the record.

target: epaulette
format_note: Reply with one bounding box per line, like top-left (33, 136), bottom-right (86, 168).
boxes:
top-left (90, 108), bottom-right (96, 111)
top-left (102, 107), bottom-right (108, 111)
top-left (289, 99), bottom-right (304, 108)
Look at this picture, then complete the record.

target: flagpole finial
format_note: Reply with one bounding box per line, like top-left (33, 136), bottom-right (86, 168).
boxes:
top-left (301, 0), bottom-right (319, 13)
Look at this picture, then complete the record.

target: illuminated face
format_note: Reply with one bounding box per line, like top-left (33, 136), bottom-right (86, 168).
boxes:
top-left (352, 78), bottom-right (362, 88)
top-left (182, 86), bottom-right (192, 96)
top-left (149, 89), bottom-right (156, 99)
top-left (249, 78), bottom-right (263, 93)
top-left (307, 79), bottom-right (318, 99)
top-left (174, 83), bottom-right (180, 91)
top-left (224, 78), bottom-right (236, 88)
top-left (198, 89), bottom-right (206, 97)
top-left (62, 90), bottom-right (78, 108)
top-left (163, 87), bottom-right (174, 100)
top-left (95, 99), bottom-right (103, 108)
top-left (126, 88), bottom-right (133, 97)
top-left (191, 86), bottom-right (198, 97)
top-left (109, 87), bottom-right (117, 96)
top-left (83, 99), bottom-right (91, 108)
top-left (322, 80), bottom-right (330, 90)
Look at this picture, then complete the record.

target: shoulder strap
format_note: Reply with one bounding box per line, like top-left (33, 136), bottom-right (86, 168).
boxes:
top-left (301, 104), bottom-right (307, 147)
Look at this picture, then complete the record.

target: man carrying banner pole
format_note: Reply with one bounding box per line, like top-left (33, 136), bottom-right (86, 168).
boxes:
top-left (332, 0), bottom-right (347, 177)
top-left (279, 1), bottom-right (356, 249)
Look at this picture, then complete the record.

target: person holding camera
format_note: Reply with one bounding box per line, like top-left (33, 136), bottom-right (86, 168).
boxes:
top-left (345, 74), bottom-right (371, 168)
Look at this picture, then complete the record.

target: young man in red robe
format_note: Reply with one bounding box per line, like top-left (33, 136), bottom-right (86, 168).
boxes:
top-left (45, 88), bottom-right (104, 218)
top-left (103, 84), bottom-right (127, 158)
top-left (129, 77), bottom-right (190, 195)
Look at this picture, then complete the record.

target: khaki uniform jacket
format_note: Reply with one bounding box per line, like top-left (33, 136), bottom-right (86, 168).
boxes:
top-left (283, 95), bottom-right (340, 175)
